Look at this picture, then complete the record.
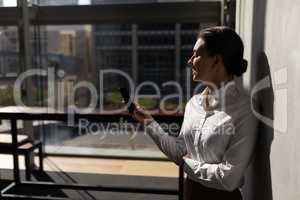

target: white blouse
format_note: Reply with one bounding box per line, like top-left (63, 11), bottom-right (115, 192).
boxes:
top-left (146, 79), bottom-right (258, 191)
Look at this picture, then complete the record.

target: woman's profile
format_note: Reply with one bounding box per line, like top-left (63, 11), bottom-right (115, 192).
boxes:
top-left (132, 26), bottom-right (257, 200)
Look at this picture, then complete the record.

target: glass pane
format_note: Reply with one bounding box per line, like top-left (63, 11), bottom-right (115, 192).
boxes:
top-left (29, 22), bottom-right (210, 159)
top-left (0, 22), bottom-right (218, 159)
top-left (0, 0), bottom-right (17, 7)
top-left (0, 1), bottom-right (220, 159)
top-left (0, 26), bottom-right (19, 106)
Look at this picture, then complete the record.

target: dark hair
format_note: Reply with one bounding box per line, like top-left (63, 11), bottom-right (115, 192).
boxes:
top-left (198, 26), bottom-right (248, 76)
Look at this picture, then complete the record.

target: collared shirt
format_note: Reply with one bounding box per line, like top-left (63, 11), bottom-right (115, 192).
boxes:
top-left (146, 78), bottom-right (258, 191)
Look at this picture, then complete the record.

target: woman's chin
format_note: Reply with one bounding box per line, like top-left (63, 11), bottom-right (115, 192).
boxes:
top-left (193, 75), bottom-right (205, 82)
top-left (192, 75), bottom-right (199, 81)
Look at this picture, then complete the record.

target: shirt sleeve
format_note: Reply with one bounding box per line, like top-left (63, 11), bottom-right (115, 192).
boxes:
top-left (145, 104), bottom-right (190, 165)
top-left (183, 112), bottom-right (258, 191)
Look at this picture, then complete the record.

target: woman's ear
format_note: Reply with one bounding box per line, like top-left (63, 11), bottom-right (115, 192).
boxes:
top-left (214, 55), bottom-right (223, 65)
top-left (211, 55), bottom-right (222, 69)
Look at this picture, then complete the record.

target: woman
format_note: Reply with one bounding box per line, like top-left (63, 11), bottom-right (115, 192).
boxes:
top-left (132, 26), bottom-right (257, 200)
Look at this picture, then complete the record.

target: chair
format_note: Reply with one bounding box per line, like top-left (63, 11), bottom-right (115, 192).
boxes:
top-left (0, 133), bottom-right (44, 180)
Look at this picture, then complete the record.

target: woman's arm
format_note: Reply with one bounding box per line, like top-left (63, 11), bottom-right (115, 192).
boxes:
top-left (132, 104), bottom-right (188, 165)
top-left (183, 113), bottom-right (258, 191)
top-left (146, 120), bottom-right (187, 165)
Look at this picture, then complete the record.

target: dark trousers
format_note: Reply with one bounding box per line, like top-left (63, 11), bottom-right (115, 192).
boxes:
top-left (184, 177), bottom-right (243, 200)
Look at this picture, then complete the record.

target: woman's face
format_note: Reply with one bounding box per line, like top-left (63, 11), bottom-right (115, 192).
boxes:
top-left (188, 38), bottom-right (216, 82)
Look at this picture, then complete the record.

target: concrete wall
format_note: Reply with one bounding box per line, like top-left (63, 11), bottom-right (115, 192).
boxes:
top-left (238, 0), bottom-right (300, 200)
top-left (264, 0), bottom-right (300, 199)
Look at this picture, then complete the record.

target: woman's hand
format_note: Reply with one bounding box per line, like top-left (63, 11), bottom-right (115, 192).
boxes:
top-left (182, 153), bottom-right (192, 160)
top-left (132, 104), bottom-right (154, 126)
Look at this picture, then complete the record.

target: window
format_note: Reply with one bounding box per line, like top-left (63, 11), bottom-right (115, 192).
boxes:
top-left (0, 1), bottom-right (221, 159)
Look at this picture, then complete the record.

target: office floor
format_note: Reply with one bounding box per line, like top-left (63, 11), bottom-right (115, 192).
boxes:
top-left (0, 155), bottom-right (179, 200)
top-left (0, 155), bottom-right (178, 177)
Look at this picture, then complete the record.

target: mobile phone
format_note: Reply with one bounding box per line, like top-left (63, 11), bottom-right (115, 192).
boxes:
top-left (119, 87), bottom-right (135, 113)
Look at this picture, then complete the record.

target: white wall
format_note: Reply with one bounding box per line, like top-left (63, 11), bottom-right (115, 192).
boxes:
top-left (264, 0), bottom-right (300, 199)
top-left (238, 0), bottom-right (300, 200)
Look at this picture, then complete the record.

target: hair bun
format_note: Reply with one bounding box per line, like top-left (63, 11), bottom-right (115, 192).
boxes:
top-left (233, 59), bottom-right (248, 76)
top-left (241, 59), bottom-right (248, 72)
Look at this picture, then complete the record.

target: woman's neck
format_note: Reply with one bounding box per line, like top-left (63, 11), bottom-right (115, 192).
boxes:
top-left (206, 74), bottom-right (234, 92)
